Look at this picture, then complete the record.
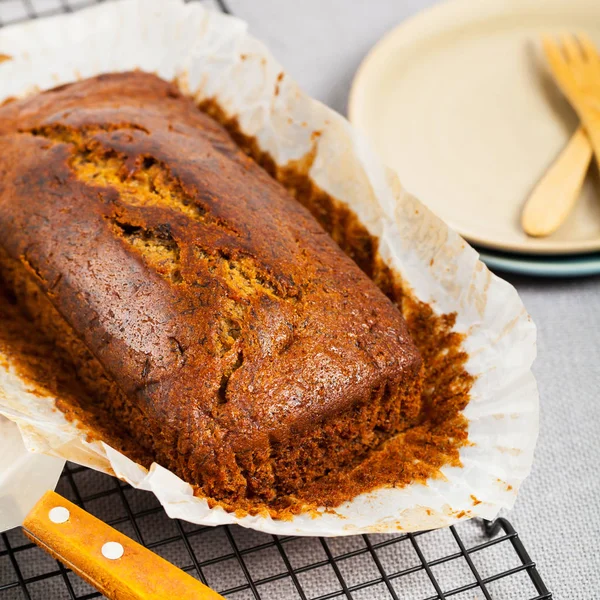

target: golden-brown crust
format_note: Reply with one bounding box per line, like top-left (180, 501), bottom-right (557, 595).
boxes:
top-left (199, 100), bottom-right (474, 515)
top-left (0, 72), bottom-right (423, 505)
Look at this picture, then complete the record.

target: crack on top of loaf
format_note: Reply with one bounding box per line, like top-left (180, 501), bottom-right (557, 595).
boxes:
top-left (25, 122), bottom-right (149, 142)
top-left (195, 247), bottom-right (299, 302)
top-left (213, 299), bottom-right (245, 358)
top-left (168, 337), bottom-right (186, 367)
top-left (22, 123), bottom-right (237, 235)
top-left (217, 349), bottom-right (243, 404)
top-left (111, 220), bottom-right (182, 284)
top-left (20, 252), bottom-right (45, 284)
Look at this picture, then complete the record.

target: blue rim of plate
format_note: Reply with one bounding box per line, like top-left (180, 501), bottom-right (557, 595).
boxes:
top-left (476, 247), bottom-right (600, 278)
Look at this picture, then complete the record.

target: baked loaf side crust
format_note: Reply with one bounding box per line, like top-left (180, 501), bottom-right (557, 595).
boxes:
top-left (0, 72), bottom-right (423, 506)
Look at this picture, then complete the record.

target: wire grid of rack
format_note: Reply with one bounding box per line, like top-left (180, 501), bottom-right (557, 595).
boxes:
top-left (1, 464), bottom-right (552, 600)
top-left (0, 0), bottom-right (552, 598)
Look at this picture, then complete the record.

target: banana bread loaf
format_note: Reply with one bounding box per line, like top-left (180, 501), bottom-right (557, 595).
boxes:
top-left (0, 72), bottom-right (423, 507)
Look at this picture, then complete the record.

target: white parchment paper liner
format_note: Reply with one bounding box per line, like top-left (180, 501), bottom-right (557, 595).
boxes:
top-left (0, 0), bottom-right (538, 535)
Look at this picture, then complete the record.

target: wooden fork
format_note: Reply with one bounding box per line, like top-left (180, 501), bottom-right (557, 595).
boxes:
top-left (521, 125), bottom-right (592, 237)
top-left (522, 34), bottom-right (600, 237)
top-left (543, 33), bottom-right (600, 170)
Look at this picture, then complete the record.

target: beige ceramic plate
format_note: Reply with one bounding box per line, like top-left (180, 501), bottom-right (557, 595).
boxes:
top-left (349, 0), bottom-right (600, 255)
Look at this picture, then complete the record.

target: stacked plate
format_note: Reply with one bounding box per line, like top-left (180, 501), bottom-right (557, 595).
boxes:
top-left (348, 0), bottom-right (600, 277)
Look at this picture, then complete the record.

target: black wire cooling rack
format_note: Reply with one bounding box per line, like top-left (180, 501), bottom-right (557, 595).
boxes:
top-left (0, 1), bottom-right (552, 598)
top-left (0, 464), bottom-right (551, 600)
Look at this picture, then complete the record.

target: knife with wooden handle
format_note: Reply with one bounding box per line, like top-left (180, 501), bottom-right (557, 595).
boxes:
top-left (0, 418), bottom-right (224, 600)
top-left (23, 491), bottom-right (224, 600)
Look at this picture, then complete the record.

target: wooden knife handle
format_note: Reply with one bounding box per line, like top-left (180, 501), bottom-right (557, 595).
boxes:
top-left (22, 490), bottom-right (224, 600)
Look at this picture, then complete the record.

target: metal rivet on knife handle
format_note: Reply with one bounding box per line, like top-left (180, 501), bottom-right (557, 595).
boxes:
top-left (101, 541), bottom-right (124, 560)
top-left (48, 506), bottom-right (70, 524)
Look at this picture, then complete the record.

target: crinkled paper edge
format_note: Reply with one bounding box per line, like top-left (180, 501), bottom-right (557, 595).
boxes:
top-left (0, 0), bottom-right (538, 536)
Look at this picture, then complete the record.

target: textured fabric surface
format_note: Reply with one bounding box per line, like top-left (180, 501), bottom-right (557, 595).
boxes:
top-left (0, 0), bottom-right (598, 598)
top-left (501, 275), bottom-right (600, 599)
